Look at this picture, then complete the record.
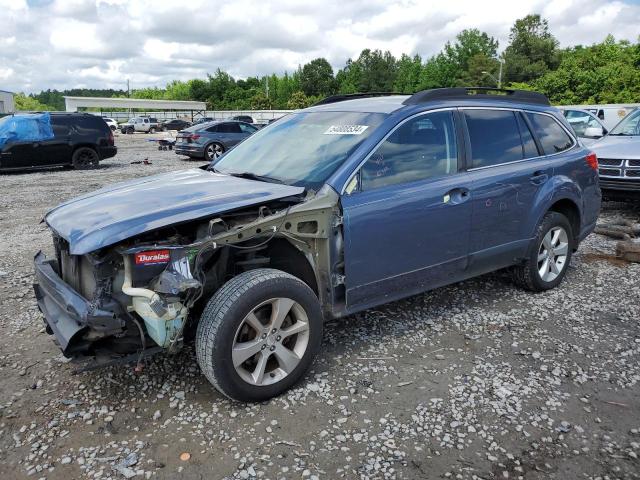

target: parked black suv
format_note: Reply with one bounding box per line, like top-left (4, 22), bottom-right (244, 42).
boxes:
top-left (0, 113), bottom-right (116, 171)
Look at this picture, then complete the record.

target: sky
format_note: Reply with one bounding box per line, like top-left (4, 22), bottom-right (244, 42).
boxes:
top-left (1, 0), bottom-right (639, 94)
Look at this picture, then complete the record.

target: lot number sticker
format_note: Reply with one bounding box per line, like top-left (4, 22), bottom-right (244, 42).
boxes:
top-left (324, 125), bottom-right (369, 135)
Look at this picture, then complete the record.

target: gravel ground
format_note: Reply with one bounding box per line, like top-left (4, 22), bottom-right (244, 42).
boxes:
top-left (0, 133), bottom-right (639, 480)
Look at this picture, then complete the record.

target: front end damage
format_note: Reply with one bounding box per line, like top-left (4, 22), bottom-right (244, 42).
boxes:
top-left (34, 186), bottom-right (345, 364)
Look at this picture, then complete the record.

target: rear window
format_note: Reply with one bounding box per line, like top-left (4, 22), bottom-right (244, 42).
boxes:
top-left (464, 110), bottom-right (524, 168)
top-left (526, 113), bottom-right (573, 154)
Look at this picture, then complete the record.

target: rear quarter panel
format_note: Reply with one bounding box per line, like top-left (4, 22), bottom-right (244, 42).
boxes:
top-left (527, 145), bottom-right (600, 241)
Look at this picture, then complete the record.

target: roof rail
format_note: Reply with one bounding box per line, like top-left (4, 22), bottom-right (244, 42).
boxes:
top-left (403, 87), bottom-right (550, 106)
top-left (313, 92), bottom-right (405, 106)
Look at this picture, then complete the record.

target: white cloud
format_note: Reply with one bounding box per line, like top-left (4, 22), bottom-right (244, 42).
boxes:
top-left (0, 0), bottom-right (638, 93)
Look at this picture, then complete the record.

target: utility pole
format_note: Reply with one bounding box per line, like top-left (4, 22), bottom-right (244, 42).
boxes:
top-left (498, 59), bottom-right (504, 89)
top-left (127, 79), bottom-right (130, 98)
top-left (265, 76), bottom-right (269, 99)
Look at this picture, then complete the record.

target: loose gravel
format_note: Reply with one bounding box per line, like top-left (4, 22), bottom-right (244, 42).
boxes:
top-left (0, 133), bottom-right (639, 480)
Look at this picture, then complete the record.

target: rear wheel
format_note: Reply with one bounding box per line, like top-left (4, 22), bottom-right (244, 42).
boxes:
top-left (205, 142), bottom-right (225, 161)
top-left (71, 147), bottom-right (99, 170)
top-left (512, 212), bottom-right (573, 291)
top-left (149, 127), bottom-right (156, 134)
top-left (196, 269), bottom-right (323, 402)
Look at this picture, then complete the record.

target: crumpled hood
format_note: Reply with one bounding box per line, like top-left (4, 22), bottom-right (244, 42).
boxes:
top-left (591, 135), bottom-right (640, 159)
top-left (45, 169), bottom-right (305, 255)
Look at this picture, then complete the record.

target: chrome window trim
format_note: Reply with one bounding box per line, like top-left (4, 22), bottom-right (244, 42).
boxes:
top-left (340, 107), bottom-right (457, 195)
top-left (460, 106), bottom-right (578, 172)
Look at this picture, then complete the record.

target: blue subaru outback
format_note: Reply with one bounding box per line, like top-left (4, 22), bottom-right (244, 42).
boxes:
top-left (34, 88), bottom-right (601, 401)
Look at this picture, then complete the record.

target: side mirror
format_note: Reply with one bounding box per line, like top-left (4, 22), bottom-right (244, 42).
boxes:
top-left (584, 126), bottom-right (604, 138)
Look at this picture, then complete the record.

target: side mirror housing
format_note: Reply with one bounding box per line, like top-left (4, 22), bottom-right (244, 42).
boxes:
top-left (584, 126), bottom-right (604, 138)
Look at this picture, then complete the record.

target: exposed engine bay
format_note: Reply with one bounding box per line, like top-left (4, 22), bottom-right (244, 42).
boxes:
top-left (36, 185), bottom-right (345, 365)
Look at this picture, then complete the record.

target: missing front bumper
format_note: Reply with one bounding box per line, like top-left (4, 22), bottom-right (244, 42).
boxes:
top-left (33, 251), bottom-right (120, 356)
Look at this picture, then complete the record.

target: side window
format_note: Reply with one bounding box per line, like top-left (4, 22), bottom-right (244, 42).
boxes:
top-left (526, 113), bottom-right (573, 154)
top-left (239, 123), bottom-right (257, 134)
top-left (516, 113), bottom-right (539, 158)
top-left (360, 110), bottom-right (458, 191)
top-left (218, 123), bottom-right (242, 134)
top-left (464, 110), bottom-right (523, 168)
top-left (50, 117), bottom-right (71, 137)
top-left (206, 125), bottom-right (219, 133)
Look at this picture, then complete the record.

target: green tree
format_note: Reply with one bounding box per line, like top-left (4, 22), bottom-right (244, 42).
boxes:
top-left (287, 91), bottom-right (312, 109)
top-left (393, 54), bottom-right (423, 93)
top-left (445, 29), bottom-right (498, 72)
top-left (337, 49), bottom-right (398, 92)
top-left (417, 53), bottom-right (458, 89)
top-left (300, 58), bottom-right (337, 97)
top-left (14, 93), bottom-right (54, 111)
top-left (527, 36), bottom-right (640, 104)
top-left (503, 14), bottom-right (560, 83)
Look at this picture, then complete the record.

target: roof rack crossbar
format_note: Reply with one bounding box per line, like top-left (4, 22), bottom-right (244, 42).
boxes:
top-left (403, 87), bottom-right (550, 106)
top-left (313, 92), bottom-right (405, 106)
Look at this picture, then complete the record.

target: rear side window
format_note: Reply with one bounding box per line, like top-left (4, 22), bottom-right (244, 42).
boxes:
top-left (360, 110), bottom-right (458, 191)
top-left (526, 113), bottom-right (573, 154)
top-left (239, 123), bottom-right (257, 134)
top-left (206, 125), bottom-right (219, 133)
top-left (464, 110), bottom-right (523, 168)
top-left (218, 123), bottom-right (242, 134)
top-left (50, 116), bottom-right (71, 137)
top-left (516, 113), bottom-right (539, 158)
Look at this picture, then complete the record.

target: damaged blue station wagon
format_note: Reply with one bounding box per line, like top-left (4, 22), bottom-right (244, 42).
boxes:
top-left (34, 88), bottom-right (601, 401)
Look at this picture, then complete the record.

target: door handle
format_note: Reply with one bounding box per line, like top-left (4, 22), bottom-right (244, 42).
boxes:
top-left (530, 171), bottom-right (549, 185)
top-left (444, 188), bottom-right (470, 205)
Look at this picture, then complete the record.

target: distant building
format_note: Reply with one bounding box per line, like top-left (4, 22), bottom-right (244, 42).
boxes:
top-left (0, 90), bottom-right (15, 113)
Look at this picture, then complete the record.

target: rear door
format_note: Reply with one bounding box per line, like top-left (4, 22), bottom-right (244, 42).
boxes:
top-left (217, 122), bottom-right (245, 146)
top-left (462, 108), bottom-right (558, 273)
top-left (341, 110), bottom-right (472, 310)
top-left (37, 115), bottom-right (73, 166)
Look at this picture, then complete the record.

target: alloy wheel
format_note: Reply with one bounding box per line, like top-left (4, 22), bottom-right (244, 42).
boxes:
top-left (537, 226), bottom-right (569, 282)
top-left (231, 298), bottom-right (310, 386)
top-left (206, 143), bottom-right (224, 160)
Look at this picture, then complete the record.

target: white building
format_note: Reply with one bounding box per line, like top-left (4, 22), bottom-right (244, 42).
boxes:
top-left (0, 90), bottom-right (15, 114)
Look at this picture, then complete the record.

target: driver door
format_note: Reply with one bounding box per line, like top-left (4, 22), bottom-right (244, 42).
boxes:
top-left (341, 110), bottom-right (473, 311)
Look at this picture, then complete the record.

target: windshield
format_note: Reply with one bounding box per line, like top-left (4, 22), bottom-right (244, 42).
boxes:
top-left (610, 109), bottom-right (640, 136)
top-left (213, 111), bottom-right (387, 190)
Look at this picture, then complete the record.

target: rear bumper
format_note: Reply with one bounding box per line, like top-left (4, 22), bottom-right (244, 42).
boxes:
top-left (33, 251), bottom-right (118, 356)
top-left (174, 143), bottom-right (203, 157)
top-left (98, 146), bottom-right (117, 160)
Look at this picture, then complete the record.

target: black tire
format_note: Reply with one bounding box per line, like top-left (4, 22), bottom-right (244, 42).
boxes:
top-left (205, 142), bottom-right (224, 161)
top-left (71, 147), bottom-right (99, 170)
top-left (512, 211), bottom-right (574, 292)
top-left (149, 127), bottom-right (156, 134)
top-left (196, 269), bottom-right (323, 402)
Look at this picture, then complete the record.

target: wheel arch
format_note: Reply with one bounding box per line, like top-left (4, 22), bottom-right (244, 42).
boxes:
top-left (72, 144), bottom-right (99, 159)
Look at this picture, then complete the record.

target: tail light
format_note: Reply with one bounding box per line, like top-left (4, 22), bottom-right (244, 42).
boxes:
top-left (189, 134), bottom-right (201, 141)
top-left (108, 130), bottom-right (114, 146)
top-left (585, 152), bottom-right (598, 171)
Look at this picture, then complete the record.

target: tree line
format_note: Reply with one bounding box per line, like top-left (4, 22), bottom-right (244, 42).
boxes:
top-left (17, 14), bottom-right (640, 112)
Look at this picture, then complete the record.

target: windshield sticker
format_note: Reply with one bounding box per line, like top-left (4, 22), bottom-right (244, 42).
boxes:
top-left (324, 125), bottom-right (369, 135)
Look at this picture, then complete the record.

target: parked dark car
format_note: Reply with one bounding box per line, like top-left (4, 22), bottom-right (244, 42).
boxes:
top-left (231, 115), bottom-right (254, 124)
top-left (34, 88), bottom-right (600, 402)
top-left (174, 120), bottom-right (258, 160)
top-left (162, 119), bottom-right (191, 131)
top-left (1, 112), bottom-right (116, 171)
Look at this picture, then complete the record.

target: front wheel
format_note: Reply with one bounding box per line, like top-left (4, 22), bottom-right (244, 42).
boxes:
top-left (512, 211), bottom-right (573, 291)
top-left (196, 269), bottom-right (323, 402)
